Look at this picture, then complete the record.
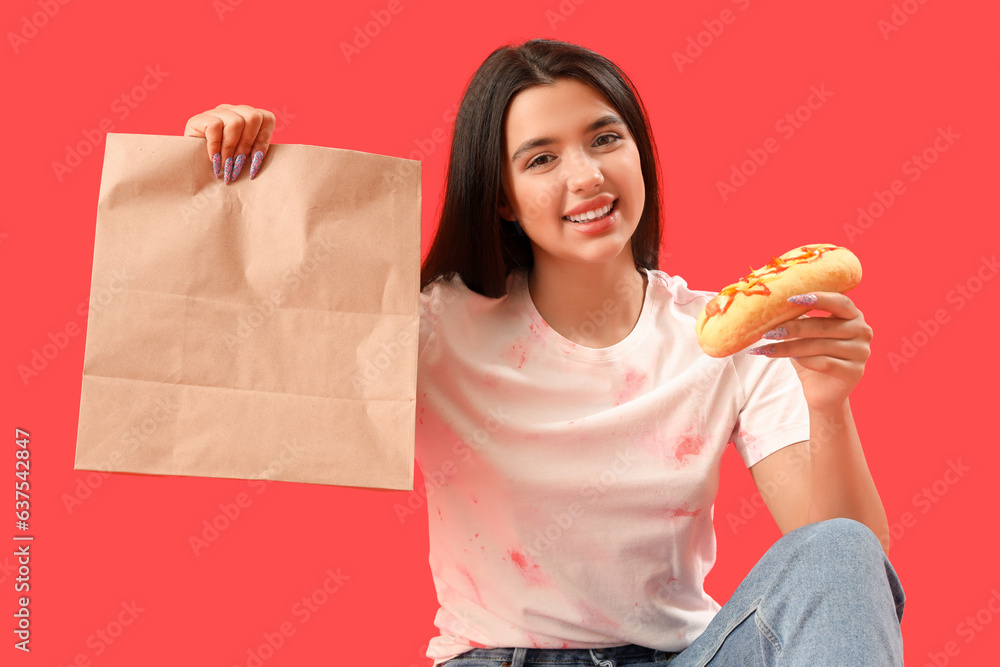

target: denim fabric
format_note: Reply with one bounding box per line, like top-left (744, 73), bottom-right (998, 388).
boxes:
top-left (442, 518), bottom-right (905, 667)
top-left (441, 644), bottom-right (674, 667)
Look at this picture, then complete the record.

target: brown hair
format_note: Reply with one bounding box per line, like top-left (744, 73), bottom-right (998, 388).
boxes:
top-left (420, 39), bottom-right (662, 298)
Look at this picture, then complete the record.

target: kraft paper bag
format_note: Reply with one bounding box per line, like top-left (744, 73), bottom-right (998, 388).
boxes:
top-left (75, 133), bottom-right (420, 490)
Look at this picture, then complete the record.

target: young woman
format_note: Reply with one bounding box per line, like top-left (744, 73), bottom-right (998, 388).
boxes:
top-left (184, 39), bottom-right (904, 667)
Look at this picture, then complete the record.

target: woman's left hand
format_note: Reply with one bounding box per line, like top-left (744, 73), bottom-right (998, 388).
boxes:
top-left (748, 292), bottom-right (873, 412)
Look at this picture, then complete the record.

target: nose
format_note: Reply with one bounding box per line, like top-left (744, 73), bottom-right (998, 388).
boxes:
top-left (564, 150), bottom-right (604, 192)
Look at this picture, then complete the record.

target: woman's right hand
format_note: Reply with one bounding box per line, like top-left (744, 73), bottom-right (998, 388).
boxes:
top-left (183, 104), bottom-right (276, 183)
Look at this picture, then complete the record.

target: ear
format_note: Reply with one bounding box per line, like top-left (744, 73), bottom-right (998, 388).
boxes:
top-left (497, 192), bottom-right (516, 222)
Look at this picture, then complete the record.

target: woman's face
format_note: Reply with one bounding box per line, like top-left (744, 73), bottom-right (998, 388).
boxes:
top-left (500, 78), bottom-right (645, 270)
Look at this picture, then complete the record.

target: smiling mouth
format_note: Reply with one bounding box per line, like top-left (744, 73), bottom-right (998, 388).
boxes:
top-left (563, 200), bottom-right (617, 223)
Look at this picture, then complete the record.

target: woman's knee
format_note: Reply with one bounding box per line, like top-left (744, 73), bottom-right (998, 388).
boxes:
top-left (787, 519), bottom-right (902, 601)
top-left (787, 518), bottom-right (882, 555)
top-left (774, 519), bottom-right (887, 583)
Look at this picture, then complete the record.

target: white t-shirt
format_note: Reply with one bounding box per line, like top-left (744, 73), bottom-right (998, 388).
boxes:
top-left (417, 268), bottom-right (810, 665)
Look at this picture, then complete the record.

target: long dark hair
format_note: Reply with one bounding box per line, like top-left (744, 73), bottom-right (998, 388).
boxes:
top-left (420, 39), bottom-right (663, 298)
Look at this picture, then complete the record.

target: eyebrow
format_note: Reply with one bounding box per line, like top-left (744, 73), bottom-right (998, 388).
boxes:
top-left (510, 114), bottom-right (627, 164)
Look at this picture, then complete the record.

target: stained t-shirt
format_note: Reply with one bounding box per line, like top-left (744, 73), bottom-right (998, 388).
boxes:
top-left (416, 268), bottom-right (810, 665)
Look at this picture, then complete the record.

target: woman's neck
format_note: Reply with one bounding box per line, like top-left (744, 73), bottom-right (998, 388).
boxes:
top-left (527, 252), bottom-right (648, 348)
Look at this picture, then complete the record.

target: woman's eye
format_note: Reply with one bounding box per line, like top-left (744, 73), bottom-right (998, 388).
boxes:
top-left (527, 154), bottom-right (553, 169)
top-left (525, 135), bottom-right (621, 169)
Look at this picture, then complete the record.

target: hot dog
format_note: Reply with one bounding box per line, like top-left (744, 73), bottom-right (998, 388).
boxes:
top-left (695, 244), bottom-right (862, 358)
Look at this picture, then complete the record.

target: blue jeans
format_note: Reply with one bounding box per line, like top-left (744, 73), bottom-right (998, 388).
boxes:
top-left (441, 518), bottom-right (905, 666)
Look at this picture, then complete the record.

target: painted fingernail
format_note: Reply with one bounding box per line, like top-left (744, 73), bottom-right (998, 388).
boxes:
top-left (747, 345), bottom-right (775, 356)
top-left (223, 156), bottom-right (234, 183)
top-left (249, 150), bottom-right (264, 180)
top-left (788, 294), bottom-right (818, 306)
top-left (212, 152), bottom-right (222, 178)
top-left (763, 326), bottom-right (788, 340)
top-left (231, 153), bottom-right (247, 181)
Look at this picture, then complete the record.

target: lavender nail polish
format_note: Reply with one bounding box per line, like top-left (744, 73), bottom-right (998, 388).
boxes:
top-left (249, 151), bottom-right (264, 180)
top-left (224, 156), bottom-right (234, 183)
top-left (212, 153), bottom-right (222, 178)
top-left (788, 294), bottom-right (818, 306)
top-left (763, 326), bottom-right (788, 340)
top-left (232, 153), bottom-right (247, 181)
top-left (747, 345), bottom-right (775, 356)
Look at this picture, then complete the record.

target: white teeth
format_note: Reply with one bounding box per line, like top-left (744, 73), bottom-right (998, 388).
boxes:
top-left (566, 203), bottom-right (612, 222)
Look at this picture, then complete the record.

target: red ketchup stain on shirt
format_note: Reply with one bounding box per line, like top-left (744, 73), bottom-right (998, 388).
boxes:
top-left (665, 506), bottom-right (702, 518)
top-left (524, 633), bottom-right (568, 649)
top-left (673, 434), bottom-right (704, 463)
top-left (506, 549), bottom-right (549, 587)
top-left (501, 337), bottom-right (530, 369)
top-left (615, 367), bottom-right (648, 405)
top-left (738, 428), bottom-right (764, 462)
top-left (456, 564), bottom-right (485, 606)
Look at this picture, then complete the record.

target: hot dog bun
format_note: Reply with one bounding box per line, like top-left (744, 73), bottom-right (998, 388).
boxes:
top-left (695, 244), bottom-right (862, 358)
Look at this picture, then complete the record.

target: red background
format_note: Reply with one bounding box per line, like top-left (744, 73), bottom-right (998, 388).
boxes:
top-left (4, 1), bottom-right (998, 665)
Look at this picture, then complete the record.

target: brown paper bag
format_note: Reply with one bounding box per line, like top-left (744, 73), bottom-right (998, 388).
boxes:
top-left (75, 133), bottom-right (420, 490)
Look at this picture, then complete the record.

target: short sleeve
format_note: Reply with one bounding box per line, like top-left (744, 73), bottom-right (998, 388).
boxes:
top-left (729, 356), bottom-right (810, 468)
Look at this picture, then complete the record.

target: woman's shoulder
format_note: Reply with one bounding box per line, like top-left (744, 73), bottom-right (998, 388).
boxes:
top-left (418, 271), bottom-right (526, 358)
top-left (420, 270), bottom-right (524, 321)
top-left (646, 269), bottom-right (802, 385)
top-left (645, 268), bottom-right (716, 314)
